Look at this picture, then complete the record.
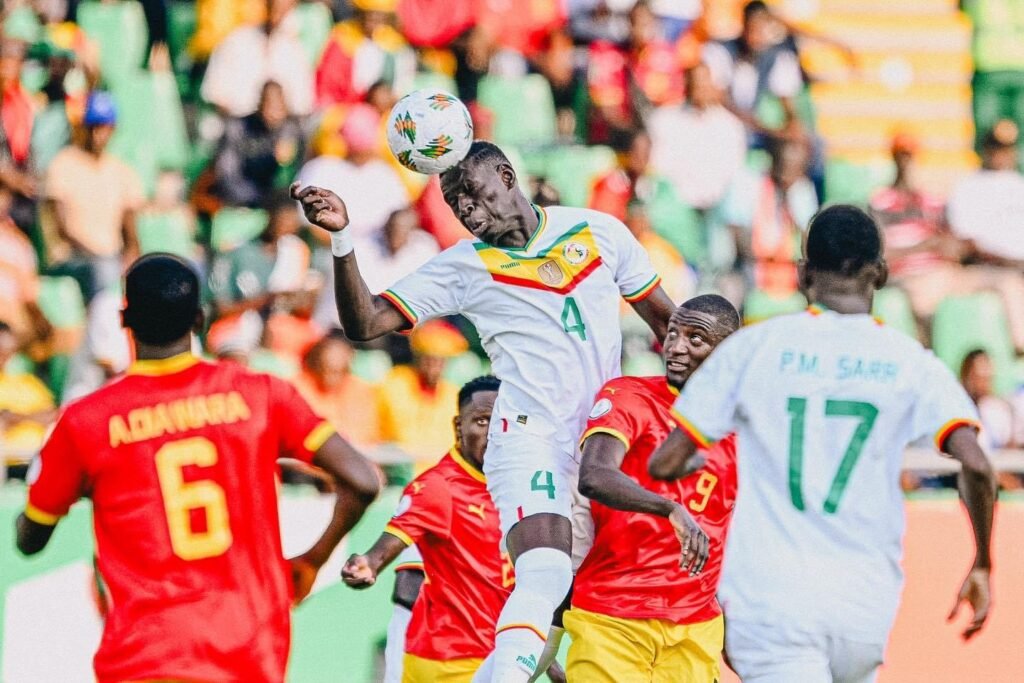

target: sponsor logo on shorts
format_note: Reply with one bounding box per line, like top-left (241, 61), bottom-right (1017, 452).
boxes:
top-left (516, 654), bottom-right (538, 672)
top-left (516, 414), bottom-right (529, 425)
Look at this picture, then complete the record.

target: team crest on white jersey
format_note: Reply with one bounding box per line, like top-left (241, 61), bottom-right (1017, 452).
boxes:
top-left (537, 260), bottom-right (564, 286)
top-left (589, 398), bottom-right (613, 419)
top-left (563, 242), bottom-right (589, 265)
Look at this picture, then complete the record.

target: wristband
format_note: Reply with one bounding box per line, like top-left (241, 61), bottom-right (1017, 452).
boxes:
top-left (330, 230), bottom-right (354, 257)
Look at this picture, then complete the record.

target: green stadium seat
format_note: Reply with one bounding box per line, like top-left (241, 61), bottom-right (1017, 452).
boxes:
top-left (544, 145), bottom-right (616, 208)
top-left (443, 352), bottom-right (486, 387)
top-left (37, 276), bottom-right (86, 329)
top-left (136, 212), bottom-right (196, 259)
top-left (3, 6), bottom-right (42, 43)
top-left (210, 208), bottom-right (268, 252)
top-left (622, 351), bottom-right (665, 377)
top-left (78, 0), bottom-right (149, 89)
top-left (871, 287), bottom-right (919, 339)
top-left (109, 71), bottom-right (190, 182)
top-left (410, 71), bottom-right (458, 97)
top-left (647, 179), bottom-right (706, 267)
top-left (478, 74), bottom-right (557, 148)
top-left (932, 292), bottom-right (1016, 394)
top-left (248, 349), bottom-right (300, 379)
top-left (47, 354), bottom-right (73, 403)
top-left (825, 159), bottom-right (880, 206)
top-left (31, 103), bottom-right (72, 174)
top-left (167, 2), bottom-right (197, 65)
top-left (295, 2), bottom-right (333, 66)
top-left (4, 353), bottom-right (35, 375)
top-left (351, 350), bottom-right (392, 383)
top-left (742, 288), bottom-right (806, 324)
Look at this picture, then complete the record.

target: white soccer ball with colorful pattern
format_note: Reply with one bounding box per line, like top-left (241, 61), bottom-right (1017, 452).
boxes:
top-left (386, 89), bottom-right (474, 175)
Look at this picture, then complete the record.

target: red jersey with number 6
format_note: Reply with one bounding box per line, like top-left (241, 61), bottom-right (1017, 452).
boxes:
top-left (573, 375), bottom-right (737, 625)
top-left (25, 354), bottom-right (335, 683)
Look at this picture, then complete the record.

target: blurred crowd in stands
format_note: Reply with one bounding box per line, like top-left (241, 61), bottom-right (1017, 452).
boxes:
top-left (1, 0), bottom-right (1023, 488)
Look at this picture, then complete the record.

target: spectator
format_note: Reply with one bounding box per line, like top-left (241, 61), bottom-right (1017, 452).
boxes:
top-left (265, 271), bottom-right (325, 365)
top-left (871, 131), bottom-right (1024, 349)
top-left (961, 349), bottom-right (1016, 451)
top-left (296, 102), bottom-right (407, 248)
top-left (208, 192), bottom-right (310, 322)
top-left (587, 1), bottom-right (686, 142)
top-left (358, 208), bottom-right (440, 295)
top-left (293, 331), bottom-right (383, 450)
top-left (588, 128), bottom-right (655, 222)
top-left (62, 283), bottom-right (130, 403)
top-left (962, 0), bottom-right (1024, 151)
top-left (188, 0), bottom-right (265, 64)
top-left (378, 320), bottom-right (467, 469)
top-left (0, 321), bottom-right (56, 470)
top-left (0, 38), bottom-right (38, 233)
top-left (624, 199), bottom-right (696, 305)
top-left (314, 0), bottom-right (416, 107)
top-left (648, 62), bottom-right (747, 212)
top-left (200, 0), bottom-right (313, 117)
top-left (43, 91), bottom-right (144, 301)
top-left (948, 119), bottom-right (1024, 268)
top-left (195, 80), bottom-right (305, 211)
top-left (0, 199), bottom-right (51, 352)
top-left (721, 135), bottom-right (817, 296)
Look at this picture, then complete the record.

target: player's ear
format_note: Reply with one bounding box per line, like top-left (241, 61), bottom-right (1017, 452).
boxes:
top-left (453, 415), bottom-right (463, 447)
top-left (497, 163), bottom-right (516, 190)
top-left (874, 260), bottom-right (889, 289)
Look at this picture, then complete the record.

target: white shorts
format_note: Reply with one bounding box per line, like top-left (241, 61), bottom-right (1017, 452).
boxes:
top-left (484, 416), bottom-right (579, 540)
top-left (726, 619), bottom-right (884, 683)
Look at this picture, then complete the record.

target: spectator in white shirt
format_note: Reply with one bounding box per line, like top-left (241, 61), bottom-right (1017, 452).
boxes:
top-left (359, 208), bottom-right (441, 295)
top-left (648, 62), bottom-right (747, 211)
top-left (201, 0), bottom-right (314, 117)
top-left (948, 119), bottom-right (1024, 267)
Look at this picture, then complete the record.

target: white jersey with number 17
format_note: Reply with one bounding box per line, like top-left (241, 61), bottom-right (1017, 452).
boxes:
top-left (381, 204), bottom-right (660, 447)
top-left (671, 307), bottom-right (979, 645)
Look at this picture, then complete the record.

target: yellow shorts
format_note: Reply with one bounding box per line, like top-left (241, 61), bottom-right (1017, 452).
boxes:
top-left (564, 607), bottom-right (724, 683)
top-left (402, 653), bottom-right (484, 683)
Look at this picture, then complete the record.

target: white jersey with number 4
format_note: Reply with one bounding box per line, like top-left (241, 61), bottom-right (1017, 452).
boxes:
top-left (382, 204), bottom-right (660, 447)
top-left (671, 307), bottom-right (979, 645)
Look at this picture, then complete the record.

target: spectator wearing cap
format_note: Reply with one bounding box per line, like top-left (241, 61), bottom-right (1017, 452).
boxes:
top-left (0, 200), bottom-right (50, 354)
top-left (648, 62), bottom-right (747, 213)
top-left (293, 331), bottom-right (383, 450)
top-left (0, 38), bottom-right (37, 233)
top-left (195, 80), bottom-right (304, 212)
top-left (948, 119), bottom-right (1024, 269)
top-left (871, 131), bottom-right (1024, 349)
top-left (378, 320), bottom-right (467, 471)
top-left (314, 0), bottom-right (416, 108)
top-left (43, 91), bottom-right (144, 301)
top-left (200, 0), bottom-right (313, 117)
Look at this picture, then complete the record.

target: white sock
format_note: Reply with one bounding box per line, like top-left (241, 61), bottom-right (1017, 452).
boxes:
top-left (527, 626), bottom-right (564, 682)
top-left (491, 548), bottom-right (572, 683)
top-left (382, 603), bottom-right (412, 683)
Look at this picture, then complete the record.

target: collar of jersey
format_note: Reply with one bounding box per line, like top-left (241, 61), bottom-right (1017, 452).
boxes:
top-left (808, 302), bottom-right (884, 325)
top-left (449, 446), bottom-right (486, 483)
top-left (666, 382), bottom-right (680, 397)
top-left (127, 352), bottom-right (199, 377)
top-left (491, 204), bottom-right (547, 253)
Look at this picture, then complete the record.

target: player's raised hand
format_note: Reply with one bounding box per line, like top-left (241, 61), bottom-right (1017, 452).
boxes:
top-left (669, 503), bottom-right (710, 577)
top-left (288, 555), bottom-right (319, 606)
top-left (341, 553), bottom-right (377, 589)
top-left (290, 182), bottom-right (349, 232)
top-left (947, 567), bottom-right (991, 641)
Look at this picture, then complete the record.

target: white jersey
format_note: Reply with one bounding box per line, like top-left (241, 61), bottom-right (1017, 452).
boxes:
top-left (671, 307), bottom-right (979, 644)
top-left (382, 205), bottom-right (660, 445)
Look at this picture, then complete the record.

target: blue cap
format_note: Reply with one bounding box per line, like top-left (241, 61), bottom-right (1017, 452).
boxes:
top-left (84, 91), bottom-right (117, 126)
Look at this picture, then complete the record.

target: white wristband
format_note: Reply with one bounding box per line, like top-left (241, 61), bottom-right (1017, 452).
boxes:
top-left (330, 230), bottom-right (353, 257)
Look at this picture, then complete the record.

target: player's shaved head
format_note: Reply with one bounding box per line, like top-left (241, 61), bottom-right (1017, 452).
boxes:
top-left (458, 374), bottom-right (501, 411)
top-left (122, 253), bottom-right (201, 345)
top-left (676, 294), bottom-right (740, 337)
top-left (804, 205), bottom-right (883, 276)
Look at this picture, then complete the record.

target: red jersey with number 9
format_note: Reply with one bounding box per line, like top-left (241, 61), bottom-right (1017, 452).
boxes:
top-left (25, 355), bottom-right (335, 683)
top-left (384, 449), bottom-right (514, 661)
top-left (573, 375), bottom-right (737, 625)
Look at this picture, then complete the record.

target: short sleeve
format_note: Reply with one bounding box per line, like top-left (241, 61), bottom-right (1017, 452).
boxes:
top-left (671, 329), bottom-right (755, 446)
top-left (268, 376), bottom-right (336, 464)
top-left (380, 247), bottom-right (466, 326)
top-left (581, 381), bottom-right (644, 449)
top-left (384, 472), bottom-right (453, 545)
top-left (603, 216), bottom-right (661, 302)
top-left (910, 353), bottom-right (980, 451)
top-left (26, 414), bottom-right (87, 524)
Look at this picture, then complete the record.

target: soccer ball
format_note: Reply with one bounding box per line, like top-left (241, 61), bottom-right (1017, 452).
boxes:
top-left (386, 89), bottom-right (474, 175)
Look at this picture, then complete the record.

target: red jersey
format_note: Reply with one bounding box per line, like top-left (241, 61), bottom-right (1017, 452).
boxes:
top-left (573, 375), bottom-right (737, 625)
top-left (384, 449), bottom-right (513, 661)
top-left (25, 354), bottom-right (335, 683)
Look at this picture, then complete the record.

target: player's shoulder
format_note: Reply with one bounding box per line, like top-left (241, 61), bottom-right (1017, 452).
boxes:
top-left (405, 455), bottom-right (458, 498)
top-left (596, 374), bottom-right (664, 400)
top-left (545, 206), bottom-right (628, 239)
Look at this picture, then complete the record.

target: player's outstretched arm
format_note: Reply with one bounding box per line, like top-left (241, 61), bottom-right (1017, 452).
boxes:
top-left (580, 433), bottom-right (709, 575)
top-left (630, 287), bottom-right (675, 341)
top-left (943, 426), bottom-right (997, 640)
top-left (15, 514), bottom-right (56, 556)
top-left (290, 434), bottom-right (382, 604)
top-left (290, 183), bottom-right (411, 340)
top-left (648, 427), bottom-right (703, 482)
top-left (341, 532), bottom-right (408, 589)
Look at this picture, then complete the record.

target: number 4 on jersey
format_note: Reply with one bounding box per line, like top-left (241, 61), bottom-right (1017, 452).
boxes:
top-left (561, 297), bottom-right (587, 340)
top-left (787, 398), bottom-right (878, 514)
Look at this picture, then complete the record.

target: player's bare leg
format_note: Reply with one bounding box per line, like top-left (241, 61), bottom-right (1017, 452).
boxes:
top-left (483, 512), bottom-right (572, 683)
